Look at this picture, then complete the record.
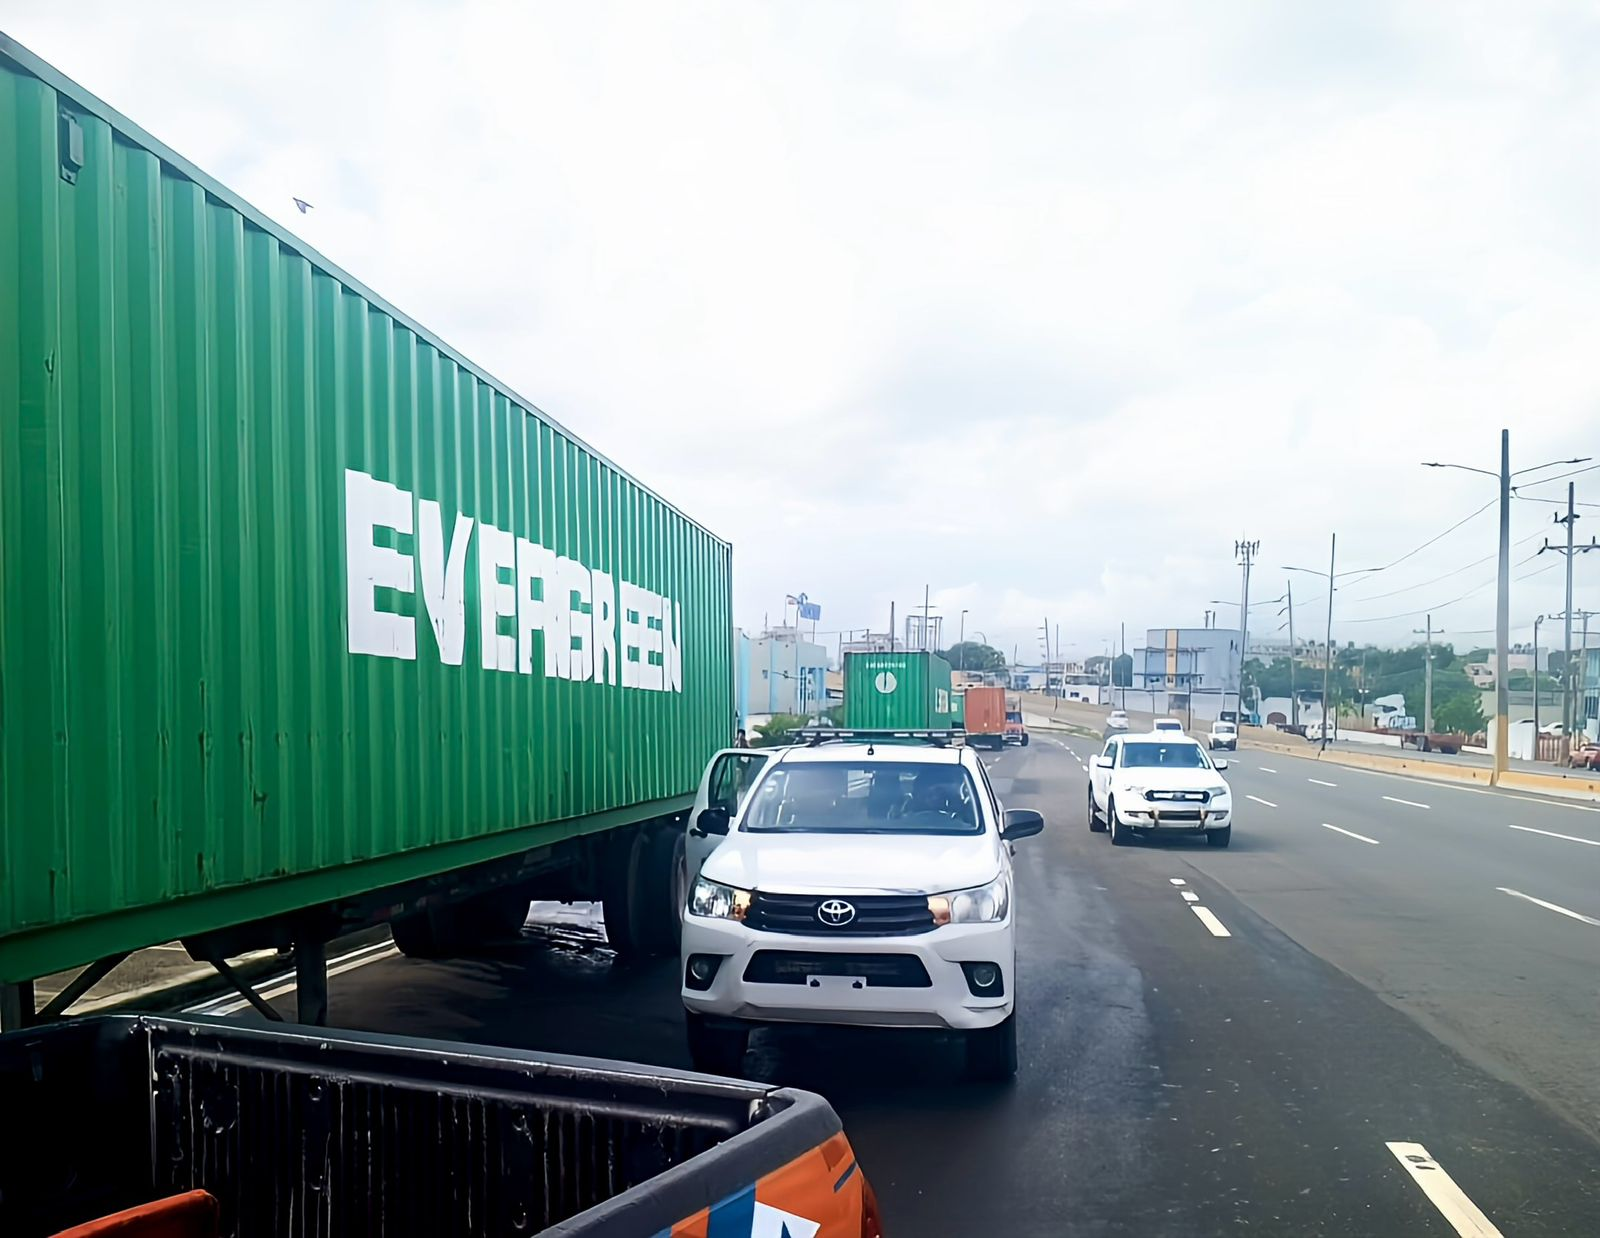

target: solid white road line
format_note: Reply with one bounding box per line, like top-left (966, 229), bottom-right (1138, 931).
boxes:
top-left (204, 945), bottom-right (403, 1016)
top-left (186, 939), bottom-right (400, 1015)
top-left (1508, 823), bottom-right (1600, 847)
top-left (1245, 795), bottom-right (1277, 808)
top-left (1181, 890), bottom-right (1199, 902)
top-left (1385, 1142), bottom-right (1503, 1237)
top-left (1257, 766), bottom-right (1277, 774)
top-left (1382, 795), bottom-right (1431, 810)
top-left (1308, 778), bottom-right (1338, 787)
top-left (1190, 906), bottom-right (1231, 937)
top-left (1495, 887), bottom-right (1600, 927)
top-left (1321, 822), bottom-right (1380, 845)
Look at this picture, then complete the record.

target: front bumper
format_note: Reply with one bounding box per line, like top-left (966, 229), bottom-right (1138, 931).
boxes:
top-left (1112, 800), bottom-right (1232, 831)
top-left (681, 915), bottom-right (1014, 1031)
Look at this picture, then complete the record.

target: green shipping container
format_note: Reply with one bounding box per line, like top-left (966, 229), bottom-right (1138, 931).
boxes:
top-left (951, 690), bottom-right (966, 727)
top-left (0, 38), bottom-right (733, 984)
top-left (843, 651), bottom-right (955, 731)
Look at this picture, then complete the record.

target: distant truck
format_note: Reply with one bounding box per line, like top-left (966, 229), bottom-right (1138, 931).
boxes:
top-left (0, 1015), bottom-right (881, 1237)
top-left (1005, 704), bottom-right (1030, 746)
top-left (843, 650), bottom-right (956, 730)
top-left (963, 686), bottom-right (1009, 749)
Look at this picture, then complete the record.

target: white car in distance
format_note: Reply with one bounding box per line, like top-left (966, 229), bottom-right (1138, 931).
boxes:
top-left (1088, 734), bottom-right (1233, 848)
top-left (1207, 721), bottom-right (1238, 750)
top-left (680, 736), bottom-right (1044, 1082)
top-left (1151, 718), bottom-right (1186, 734)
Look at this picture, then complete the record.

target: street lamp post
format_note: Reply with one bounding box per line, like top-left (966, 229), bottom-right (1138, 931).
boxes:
top-left (958, 609), bottom-right (968, 672)
top-left (1423, 438), bottom-right (1589, 779)
top-left (1284, 535), bottom-right (1347, 751)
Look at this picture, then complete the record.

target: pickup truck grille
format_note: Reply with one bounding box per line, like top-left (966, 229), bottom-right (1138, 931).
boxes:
top-left (744, 951), bottom-right (933, 987)
top-left (1146, 789), bottom-right (1211, 804)
top-left (746, 892), bottom-right (935, 936)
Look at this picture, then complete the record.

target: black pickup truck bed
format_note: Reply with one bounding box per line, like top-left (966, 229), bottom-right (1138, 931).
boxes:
top-left (0, 1015), bottom-right (861, 1237)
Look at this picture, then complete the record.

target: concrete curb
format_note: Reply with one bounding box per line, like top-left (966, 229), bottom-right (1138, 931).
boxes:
top-left (1241, 732), bottom-right (1598, 801)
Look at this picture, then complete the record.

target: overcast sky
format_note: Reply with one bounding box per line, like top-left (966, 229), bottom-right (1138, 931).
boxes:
top-left (13, 2), bottom-right (1600, 662)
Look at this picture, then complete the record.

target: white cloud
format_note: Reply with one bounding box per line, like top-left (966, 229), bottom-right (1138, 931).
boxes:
top-left (11, 1), bottom-right (1600, 658)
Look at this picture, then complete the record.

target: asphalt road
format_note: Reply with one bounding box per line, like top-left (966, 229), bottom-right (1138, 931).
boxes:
top-left (232, 738), bottom-right (1600, 1236)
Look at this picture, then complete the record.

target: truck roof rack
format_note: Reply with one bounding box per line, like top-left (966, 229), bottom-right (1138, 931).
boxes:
top-left (796, 727), bottom-right (967, 748)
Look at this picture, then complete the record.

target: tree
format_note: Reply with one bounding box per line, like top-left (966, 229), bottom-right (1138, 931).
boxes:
top-left (753, 713), bottom-right (812, 746)
top-left (1433, 692), bottom-right (1485, 734)
top-left (941, 641), bottom-right (1006, 673)
top-left (1112, 653), bottom-right (1133, 686)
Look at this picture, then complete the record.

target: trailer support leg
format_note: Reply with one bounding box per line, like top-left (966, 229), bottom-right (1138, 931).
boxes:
top-left (0, 981), bottom-right (34, 1032)
top-left (296, 940), bottom-right (329, 1027)
top-left (35, 951), bottom-right (131, 1022)
top-left (205, 955), bottom-right (284, 1022)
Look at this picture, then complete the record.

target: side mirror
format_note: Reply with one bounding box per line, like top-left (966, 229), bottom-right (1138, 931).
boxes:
top-left (1213, 759), bottom-right (1229, 771)
top-left (1093, 756), bottom-right (1114, 770)
top-left (1002, 809), bottom-right (1045, 840)
top-left (693, 806), bottom-right (730, 837)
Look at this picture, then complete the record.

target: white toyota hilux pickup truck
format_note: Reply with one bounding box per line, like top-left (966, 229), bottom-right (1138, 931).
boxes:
top-left (679, 732), bottom-right (1045, 1082)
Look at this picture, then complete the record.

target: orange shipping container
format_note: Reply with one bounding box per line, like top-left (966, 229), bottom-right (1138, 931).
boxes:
top-left (964, 686), bottom-right (1008, 747)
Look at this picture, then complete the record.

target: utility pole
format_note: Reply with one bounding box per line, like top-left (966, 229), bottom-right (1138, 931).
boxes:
top-left (1541, 482), bottom-right (1597, 735)
top-left (1236, 538), bottom-right (1260, 720)
top-left (958, 609), bottom-right (967, 672)
top-left (1285, 580), bottom-right (1298, 728)
top-left (1494, 430), bottom-right (1510, 779)
top-left (1120, 621), bottom-right (1127, 709)
top-left (1533, 614), bottom-right (1545, 745)
top-left (1412, 615), bottom-right (1440, 733)
top-left (1322, 534), bottom-right (1336, 750)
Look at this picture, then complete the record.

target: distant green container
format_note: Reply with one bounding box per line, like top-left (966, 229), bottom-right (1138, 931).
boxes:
top-left (950, 690), bottom-right (966, 727)
top-left (843, 652), bottom-right (955, 730)
top-left (0, 38), bottom-right (733, 983)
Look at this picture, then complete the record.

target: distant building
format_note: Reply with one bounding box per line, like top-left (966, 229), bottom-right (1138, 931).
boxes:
top-left (748, 626), bottom-right (828, 718)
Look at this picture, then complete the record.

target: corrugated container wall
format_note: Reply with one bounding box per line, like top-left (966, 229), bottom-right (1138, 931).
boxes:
top-left (843, 652), bottom-right (955, 730)
top-left (0, 39), bottom-right (734, 982)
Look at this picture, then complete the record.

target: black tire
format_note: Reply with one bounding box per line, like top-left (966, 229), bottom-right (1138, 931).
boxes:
top-left (641, 825), bottom-right (685, 956)
top-left (1087, 784), bottom-right (1106, 832)
top-left (686, 1012), bottom-right (749, 1077)
top-left (1206, 825), bottom-right (1232, 848)
top-left (1108, 798), bottom-right (1132, 846)
top-left (389, 908), bottom-right (450, 958)
top-left (601, 829), bottom-right (647, 958)
top-left (1021, 734), bottom-right (1030, 747)
top-left (965, 1013), bottom-right (1018, 1082)
top-left (455, 889), bottom-right (530, 943)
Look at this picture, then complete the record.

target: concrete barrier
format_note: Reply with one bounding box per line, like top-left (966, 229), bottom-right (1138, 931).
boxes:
top-left (1497, 769), bottom-right (1600, 801)
top-left (1317, 747), bottom-right (1495, 786)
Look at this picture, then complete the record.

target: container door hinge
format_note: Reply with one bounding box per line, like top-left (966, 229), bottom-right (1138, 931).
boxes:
top-left (59, 109), bottom-right (84, 185)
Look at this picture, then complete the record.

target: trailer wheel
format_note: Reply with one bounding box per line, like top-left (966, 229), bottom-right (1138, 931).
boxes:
top-left (389, 908), bottom-right (451, 959)
top-left (640, 824), bottom-right (686, 956)
top-left (601, 828), bottom-right (648, 958)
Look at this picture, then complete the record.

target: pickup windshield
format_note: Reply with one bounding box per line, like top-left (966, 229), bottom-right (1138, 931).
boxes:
top-left (743, 761), bottom-right (983, 835)
top-left (1121, 743), bottom-right (1209, 769)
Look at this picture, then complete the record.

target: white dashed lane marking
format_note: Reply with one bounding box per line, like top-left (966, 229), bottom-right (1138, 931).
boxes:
top-left (1508, 824), bottom-right (1600, 847)
top-left (1245, 795), bottom-right (1277, 808)
top-left (1321, 822), bottom-right (1380, 845)
top-left (1382, 795), bottom-right (1431, 810)
top-left (1190, 906), bottom-right (1232, 937)
top-left (1308, 778), bottom-right (1337, 787)
top-left (1496, 887), bottom-right (1600, 927)
top-left (1385, 1142), bottom-right (1503, 1237)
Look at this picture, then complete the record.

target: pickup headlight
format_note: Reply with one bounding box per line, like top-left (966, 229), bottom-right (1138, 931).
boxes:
top-left (688, 877), bottom-right (751, 920)
top-left (1208, 785), bottom-right (1230, 798)
top-left (1122, 784), bottom-right (1149, 799)
top-left (928, 874), bottom-right (1010, 926)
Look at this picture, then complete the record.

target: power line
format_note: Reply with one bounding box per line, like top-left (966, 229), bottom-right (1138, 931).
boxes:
top-left (1339, 550), bottom-right (1553, 625)
top-left (1512, 461), bottom-right (1600, 492)
top-left (1339, 527), bottom-right (1546, 605)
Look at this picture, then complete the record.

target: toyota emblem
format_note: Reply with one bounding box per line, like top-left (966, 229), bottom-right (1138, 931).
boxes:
top-left (817, 899), bottom-right (857, 927)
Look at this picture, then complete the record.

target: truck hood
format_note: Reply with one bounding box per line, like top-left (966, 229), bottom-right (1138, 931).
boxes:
top-left (703, 830), bottom-right (1002, 896)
